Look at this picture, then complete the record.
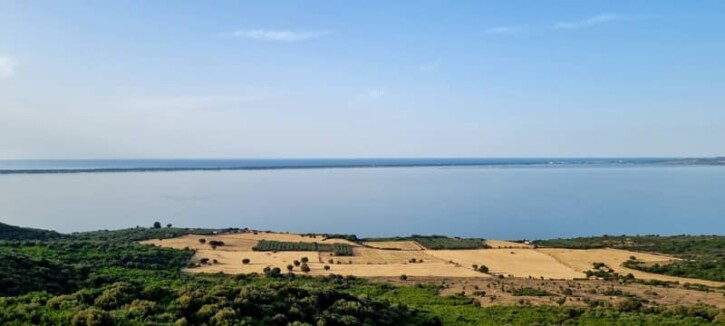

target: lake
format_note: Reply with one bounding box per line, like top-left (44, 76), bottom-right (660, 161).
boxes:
top-left (0, 163), bottom-right (723, 239)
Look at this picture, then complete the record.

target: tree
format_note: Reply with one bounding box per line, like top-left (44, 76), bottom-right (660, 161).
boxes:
top-left (324, 265), bottom-right (330, 271)
top-left (198, 238), bottom-right (206, 244)
top-left (400, 274), bottom-right (408, 281)
top-left (167, 223), bottom-right (172, 228)
top-left (301, 257), bottom-right (309, 263)
top-left (71, 308), bottom-right (112, 326)
top-left (287, 264), bottom-right (293, 271)
top-left (301, 263), bottom-right (310, 273)
top-left (293, 260), bottom-right (301, 267)
top-left (242, 258), bottom-right (250, 265)
top-left (153, 221), bottom-right (161, 229)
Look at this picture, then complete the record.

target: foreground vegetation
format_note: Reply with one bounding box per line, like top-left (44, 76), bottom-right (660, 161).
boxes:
top-left (1, 223), bottom-right (723, 325)
top-left (535, 235), bottom-right (725, 282)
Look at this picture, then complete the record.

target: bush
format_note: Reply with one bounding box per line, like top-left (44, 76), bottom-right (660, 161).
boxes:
top-left (71, 308), bottom-right (113, 326)
top-left (301, 263), bottom-right (310, 273)
top-left (242, 258), bottom-right (250, 265)
top-left (512, 287), bottom-right (552, 296)
top-left (400, 274), bottom-right (408, 281)
top-left (477, 265), bottom-right (489, 273)
top-left (208, 240), bottom-right (225, 247)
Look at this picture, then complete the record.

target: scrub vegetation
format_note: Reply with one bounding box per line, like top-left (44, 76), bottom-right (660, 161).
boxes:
top-left (535, 235), bottom-right (725, 282)
top-left (1, 223), bottom-right (723, 325)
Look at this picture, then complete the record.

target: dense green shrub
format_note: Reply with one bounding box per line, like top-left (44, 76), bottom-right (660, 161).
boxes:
top-left (512, 287), bottom-right (553, 296)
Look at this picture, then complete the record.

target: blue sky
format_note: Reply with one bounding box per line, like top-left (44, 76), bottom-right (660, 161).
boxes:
top-left (1, 1), bottom-right (724, 158)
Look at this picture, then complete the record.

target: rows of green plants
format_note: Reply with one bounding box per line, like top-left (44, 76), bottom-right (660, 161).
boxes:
top-left (411, 235), bottom-right (488, 250)
top-left (252, 240), bottom-right (353, 256)
top-left (534, 235), bottom-right (725, 282)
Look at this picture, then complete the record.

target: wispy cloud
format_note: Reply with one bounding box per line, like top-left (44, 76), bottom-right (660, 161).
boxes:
top-left (366, 89), bottom-right (387, 99)
top-left (484, 26), bottom-right (523, 35)
top-left (419, 63), bottom-right (437, 72)
top-left (554, 14), bottom-right (623, 29)
top-left (128, 94), bottom-right (266, 111)
top-left (225, 29), bottom-right (331, 42)
top-left (0, 56), bottom-right (17, 78)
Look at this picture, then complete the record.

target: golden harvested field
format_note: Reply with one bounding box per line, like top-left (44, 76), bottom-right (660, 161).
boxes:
top-left (141, 232), bottom-right (359, 251)
top-left (538, 248), bottom-right (724, 287)
top-left (362, 240), bottom-right (424, 250)
top-left (184, 249), bottom-right (481, 277)
top-left (425, 249), bottom-right (584, 279)
top-left (485, 240), bottom-right (533, 249)
top-left (344, 247), bottom-right (441, 264)
top-left (142, 231), bottom-right (724, 288)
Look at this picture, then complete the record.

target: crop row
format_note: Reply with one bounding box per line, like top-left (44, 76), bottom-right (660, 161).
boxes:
top-left (252, 240), bottom-right (354, 256)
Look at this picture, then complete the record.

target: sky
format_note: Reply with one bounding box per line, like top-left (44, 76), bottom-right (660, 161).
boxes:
top-left (1, 0), bottom-right (724, 159)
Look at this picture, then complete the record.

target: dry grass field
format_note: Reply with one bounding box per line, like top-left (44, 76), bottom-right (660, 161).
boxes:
top-left (362, 240), bottom-right (424, 250)
top-left (538, 248), bottom-right (723, 287)
top-left (425, 249), bottom-right (585, 279)
top-left (484, 240), bottom-right (533, 249)
top-left (346, 247), bottom-right (439, 264)
top-left (142, 231), bottom-right (724, 288)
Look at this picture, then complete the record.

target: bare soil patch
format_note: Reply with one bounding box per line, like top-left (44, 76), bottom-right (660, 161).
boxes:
top-left (381, 277), bottom-right (725, 309)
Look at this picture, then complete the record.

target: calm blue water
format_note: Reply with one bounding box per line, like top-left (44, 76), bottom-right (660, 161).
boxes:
top-left (0, 160), bottom-right (723, 239)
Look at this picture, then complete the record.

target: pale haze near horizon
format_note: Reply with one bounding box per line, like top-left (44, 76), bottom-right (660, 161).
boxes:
top-left (1, 1), bottom-right (724, 159)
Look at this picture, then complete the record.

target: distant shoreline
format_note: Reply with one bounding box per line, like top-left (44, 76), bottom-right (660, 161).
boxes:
top-left (0, 157), bottom-right (722, 175)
